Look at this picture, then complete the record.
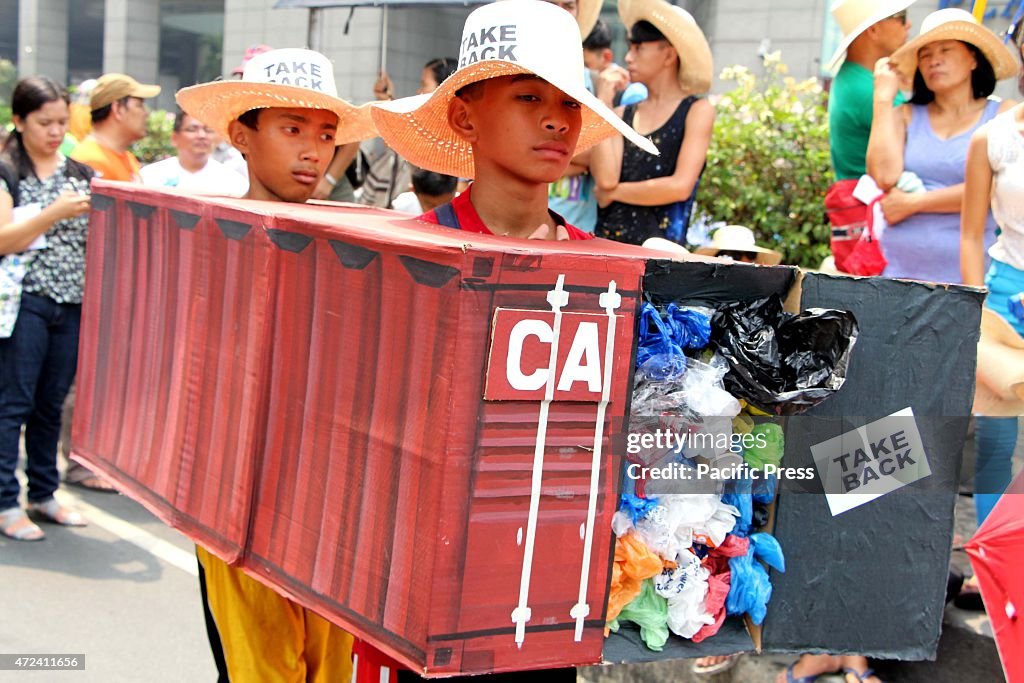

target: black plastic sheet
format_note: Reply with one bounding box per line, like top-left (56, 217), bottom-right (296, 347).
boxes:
top-left (710, 295), bottom-right (859, 416)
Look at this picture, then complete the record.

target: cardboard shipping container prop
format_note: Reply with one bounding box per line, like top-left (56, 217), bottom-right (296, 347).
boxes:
top-left (72, 182), bottom-right (982, 675)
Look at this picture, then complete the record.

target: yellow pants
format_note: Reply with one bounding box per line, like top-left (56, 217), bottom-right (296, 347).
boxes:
top-left (197, 546), bottom-right (354, 683)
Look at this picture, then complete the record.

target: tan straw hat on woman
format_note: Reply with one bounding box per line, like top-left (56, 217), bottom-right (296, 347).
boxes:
top-left (176, 48), bottom-right (377, 145)
top-left (618, 0), bottom-right (713, 94)
top-left (890, 8), bottom-right (1019, 80)
top-left (825, 0), bottom-right (917, 72)
top-left (577, 0), bottom-right (602, 38)
top-left (695, 225), bottom-right (783, 265)
top-left (370, 0), bottom-right (659, 179)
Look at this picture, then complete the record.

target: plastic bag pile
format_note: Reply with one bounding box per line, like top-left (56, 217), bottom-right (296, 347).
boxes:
top-left (607, 297), bottom-right (856, 650)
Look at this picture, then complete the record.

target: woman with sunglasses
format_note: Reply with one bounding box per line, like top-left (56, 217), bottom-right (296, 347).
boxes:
top-left (867, 8), bottom-right (1018, 284)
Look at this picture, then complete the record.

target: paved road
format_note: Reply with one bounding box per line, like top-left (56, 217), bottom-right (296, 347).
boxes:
top-left (0, 484), bottom-right (217, 683)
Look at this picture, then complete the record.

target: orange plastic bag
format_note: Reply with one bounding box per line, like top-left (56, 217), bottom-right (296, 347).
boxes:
top-left (607, 532), bottom-right (664, 625)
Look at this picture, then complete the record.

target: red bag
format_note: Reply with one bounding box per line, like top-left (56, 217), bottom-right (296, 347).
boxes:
top-left (824, 179), bottom-right (887, 276)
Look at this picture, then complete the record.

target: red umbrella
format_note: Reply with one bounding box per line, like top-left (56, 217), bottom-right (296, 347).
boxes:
top-left (966, 470), bottom-right (1024, 683)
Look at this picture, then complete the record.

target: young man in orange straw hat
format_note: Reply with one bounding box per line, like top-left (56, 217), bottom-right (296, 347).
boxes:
top-left (176, 47), bottom-right (376, 682)
top-left (589, 0), bottom-right (715, 247)
top-left (356, 3), bottom-right (655, 679)
top-left (370, 0), bottom-right (657, 242)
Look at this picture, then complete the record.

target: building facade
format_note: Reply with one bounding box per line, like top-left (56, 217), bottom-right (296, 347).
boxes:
top-left (2, 0), bottom-right (1021, 110)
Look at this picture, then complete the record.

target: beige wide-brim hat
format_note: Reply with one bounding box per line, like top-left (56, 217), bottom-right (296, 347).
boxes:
top-left (177, 48), bottom-right (377, 146)
top-left (370, 0), bottom-right (659, 179)
top-left (578, 0), bottom-right (602, 38)
top-left (694, 225), bottom-right (783, 265)
top-left (618, 0), bottom-right (713, 94)
top-left (890, 8), bottom-right (1019, 81)
top-left (825, 0), bottom-right (916, 73)
top-left (974, 307), bottom-right (1024, 417)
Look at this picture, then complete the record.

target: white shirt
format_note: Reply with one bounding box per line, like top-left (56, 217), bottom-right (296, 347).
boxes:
top-left (391, 191), bottom-right (423, 214)
top-left (140, 157), bottom-right (248, 197)
top-left (987, 109), bottom-right (1024, 271)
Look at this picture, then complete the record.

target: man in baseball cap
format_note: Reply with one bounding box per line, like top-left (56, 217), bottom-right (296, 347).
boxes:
top-left (71, 73), bottom-right (161, 183)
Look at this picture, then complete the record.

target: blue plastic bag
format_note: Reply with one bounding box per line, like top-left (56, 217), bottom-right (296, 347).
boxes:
top-left (636, 304), bottom-right (686, 379)
top-left (725, 532), bottom-right (785, 625)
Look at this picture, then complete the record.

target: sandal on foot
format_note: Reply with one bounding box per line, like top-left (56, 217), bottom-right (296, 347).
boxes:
top-left (783, 662), bottom-right (821, 683)
top-left (27, 498), bottom-right (87, 527)
top-left (0, 507), bottom-right (45, 541)
top-left (844, 668), bottom-right (880, 683)
top-left (693, 654), bottom-right (741, 675)
top-left (64, 473), bottom-right (117, 493)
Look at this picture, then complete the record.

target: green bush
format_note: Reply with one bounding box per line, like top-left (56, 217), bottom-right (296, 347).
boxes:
top-left (695, 53), bottom-right (832, 269)
top-left (132, 109), bottom-right (176, 165)
top-left (0, 58), bottom-right (16, 107)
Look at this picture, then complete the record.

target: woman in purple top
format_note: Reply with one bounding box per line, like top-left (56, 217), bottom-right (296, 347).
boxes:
top-left (867, 8), bottom-right (1017, 284)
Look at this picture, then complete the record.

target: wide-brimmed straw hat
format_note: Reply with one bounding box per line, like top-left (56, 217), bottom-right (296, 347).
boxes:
top-left (177, 48), bottom-right (376, 146)
top-left (618, 0), bottom-right (713, 94)
top-left (577, 0), bottom-right (602, 39)
top-left (974, 308), bottom-right (1024, 416)
top-left (370, 0), bottom-right (658, 179)
top-left (825, 0), bottom-right (916, 73)
top-left (695, 225), bottom-right (783, 265)
top-left (890, 8), bottom-right (1019, 80)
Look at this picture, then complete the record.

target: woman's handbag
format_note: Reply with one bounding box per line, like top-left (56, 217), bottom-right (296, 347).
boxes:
top-left (824, 179), bottom-right (887, 276)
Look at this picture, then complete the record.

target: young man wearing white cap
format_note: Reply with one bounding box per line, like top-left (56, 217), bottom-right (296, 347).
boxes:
top-left (827, 0), bottom-right (915, 181)
top-left (371, 0), bottom-right (656, 243)
top-left (177, 48), bottom-right (376, 682)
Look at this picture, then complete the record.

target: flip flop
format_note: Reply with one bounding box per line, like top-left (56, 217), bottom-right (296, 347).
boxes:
top-left (692, 654), bottom-right (741, 675)
top-left (783, 662), bottom-right (821, 683)
top-left (844, 668), bottom-right (880, 683)
top-left (0, 507), bottom-right (46, 541)
top-left (27, 498), bottom-right (87, 527)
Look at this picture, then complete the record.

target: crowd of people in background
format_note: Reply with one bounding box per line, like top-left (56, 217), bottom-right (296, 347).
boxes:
top-left (1, 0), bottom-right (1022, 681)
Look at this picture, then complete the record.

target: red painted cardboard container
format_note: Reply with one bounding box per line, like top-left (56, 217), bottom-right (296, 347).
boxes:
top-left (74, 182), bottom-right (648, 675)
top-left (74, 183), bottom-right (983, 675)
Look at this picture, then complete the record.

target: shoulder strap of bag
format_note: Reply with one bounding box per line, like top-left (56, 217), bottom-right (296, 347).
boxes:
top-left (432, 201), bottom-right (461, 230)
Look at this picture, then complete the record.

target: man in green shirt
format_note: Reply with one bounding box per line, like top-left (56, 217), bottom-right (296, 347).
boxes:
top-left (827, 0), bottom-right (914, 180)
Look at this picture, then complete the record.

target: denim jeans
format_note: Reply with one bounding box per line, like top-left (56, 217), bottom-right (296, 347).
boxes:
top-left (0, 293), bottom-right (81, 510)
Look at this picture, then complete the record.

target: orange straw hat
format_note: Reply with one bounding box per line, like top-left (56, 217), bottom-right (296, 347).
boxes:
top-left (370, 0), bottom-right (659, 179)
top-left (177, 48), bottom-right (377, 146)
